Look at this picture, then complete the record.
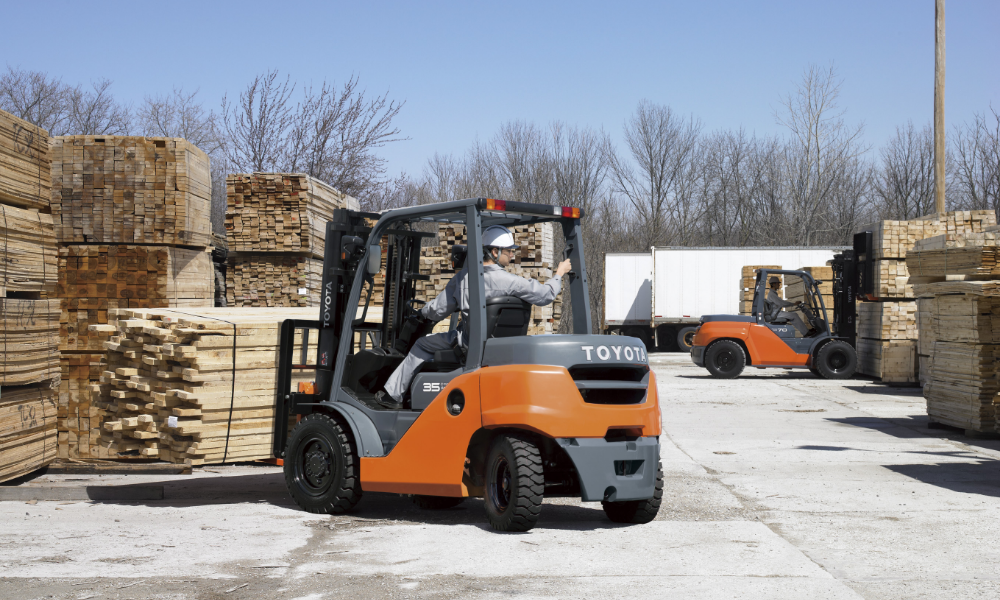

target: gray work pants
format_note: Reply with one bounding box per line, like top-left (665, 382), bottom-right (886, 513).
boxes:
top-left (384, 329), bottom-right (463, 401)
top-left (780, 310), bottom-right (810, 336)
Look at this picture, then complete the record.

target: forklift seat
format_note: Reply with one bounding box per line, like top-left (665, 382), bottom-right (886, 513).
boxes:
top-left (486, 296), bottom-right (532, 338)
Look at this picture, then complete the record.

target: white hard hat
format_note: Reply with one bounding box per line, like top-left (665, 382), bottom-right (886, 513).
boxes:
top-left (482, 225), bottom-right (517, 249)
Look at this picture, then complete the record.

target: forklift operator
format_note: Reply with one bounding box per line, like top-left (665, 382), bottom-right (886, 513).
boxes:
top-left (766, 277), bottom-right (810, 336)
top-left (376, 225), bottom-right (573, 409)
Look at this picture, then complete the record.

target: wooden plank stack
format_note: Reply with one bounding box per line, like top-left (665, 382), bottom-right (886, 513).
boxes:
top-left (224, 173), bottom-right (358, 308)
top-left (856, 300), bottom-right (918, 383)
top-left (51, 135), bottom-right (217, 459)
top-left (91, 308), bottom-right (316, 464)
top-left (739, 265), bottom-right (780, 315)
top-left (50, 136), bottom-right (212, 246)
top-left (0, 108), bottom-right (59, 482)
top-left (858, 301), bottom-right (917, 341)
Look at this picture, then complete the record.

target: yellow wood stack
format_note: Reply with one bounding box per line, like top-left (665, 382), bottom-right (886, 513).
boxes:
top-left (856, 339), bottom-right (918, 384)
top-left (0, 383), bottom-right (58, 483)
top-left (0, 108), bottom-right (59, 482)
top-left (857, 301), bottom-right (917, 341)
top-left (91, 308), bottom-right (315, 464)
top-left (50, 136), bottom-right (212, 246)
top-left (738, 266), bottom-right (780, 315)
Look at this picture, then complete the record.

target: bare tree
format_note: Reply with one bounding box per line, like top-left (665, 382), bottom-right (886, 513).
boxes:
top-left (220, 70), bottom-right (295, 172)
top-left (67, 78), bottom-right (132, 135)
top-left (872, 121), bottom-right (935, 219)
top-left (0, 66), bottom-right (73, 134)
top-left (952, 107), bottom-right (1000, 217)
top-left (606, 101), bottom-right (702, 248)
top-left (139, 87), bottom-right (220, 150)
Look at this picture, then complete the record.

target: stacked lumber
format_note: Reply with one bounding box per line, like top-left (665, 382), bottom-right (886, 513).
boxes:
top-left (92, 308), bottom-right (316, 464)
top-left (0, 204), bottom-right (58, 297)
top-left (871, 260), bottom-right (913, 299)
top-left (865, 211), bottom-right (996, 259)
top-left (226, 254), bottom-right (322, 307)
top-left (50, 136), bottom-right (212, 246)
top-left (857, 301), bottom-right (917, 341)
top-left (225, 173), bottom-right (358, 255)
top-left (58, 353), bottom-right (109, 459)
top-left (908, 233), bottom-right (1000, 277)
top-left (0, 382), bottom-right (58, 483)
top-left (57, 245), bottom-right (214, 351)
top-left (0, 110), bottom-right (50, 211)
top-left (739, 265), bottom-right (780, 315)
top-left (857, 339), bottom-right (918, 384)
top-left (0, 298), bottom-right (60, 385)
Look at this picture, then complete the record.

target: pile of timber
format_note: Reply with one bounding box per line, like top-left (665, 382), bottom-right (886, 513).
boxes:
top-left (58, 353), bottom-right (109, 459)
top-left (224, 173), bottom-right (358, 308)
top-left (50, 136), bottom-right (212, 246)
top-left (91, 308), bottom-right (316, 464)
top-left (856, 301), bottom-right (918, 383)
top-left (0, 108), bottom-right (59, 482)
top-left (858, 301), bottom-right (917, 340)
top-left (908, 233), bottom-right (1000, 277)
top-left (0, 382), bottom-right (58, 483)
top-left (0, 110), bottom-right (50, 211)
top-left (739, 265), bottom-right (780, 315)
top-left (58, 245), bottom-right (214, 350)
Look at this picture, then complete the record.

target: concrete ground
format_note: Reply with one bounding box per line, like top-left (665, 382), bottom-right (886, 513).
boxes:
top-left (3, 353), bottom-right (1000, 599)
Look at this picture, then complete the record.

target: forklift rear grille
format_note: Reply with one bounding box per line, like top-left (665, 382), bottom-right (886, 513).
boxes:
top-left (568, 365), bottom-right (648, 382)
top-left (569, 365), bottom-right (649, 405)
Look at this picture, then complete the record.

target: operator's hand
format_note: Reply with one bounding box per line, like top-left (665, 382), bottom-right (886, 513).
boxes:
top-left (556, 258), bottom-right (572, 278)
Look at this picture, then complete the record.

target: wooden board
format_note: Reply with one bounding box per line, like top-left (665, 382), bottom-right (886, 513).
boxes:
top-left (0, 203), bottom-right (57, 296)
top-left (225, 173), bottom-right (358, 257)
top-left (58, 352), bottom-right (108, 459)
top-left (226, 253), bottom-right (322, 307)
top-left (50, 136), bottom-right (212, 246)
top-left (861, 211), bottom-right (996, 260)
top-left (0, 298), bottom-right (59, 385)
top-left (871, 260), bottom-right (913, 299)
top-left (857, 301), bottom-right (917, 341)
top-left (0, 382), bottom-right (58, 483)
top-left (907, 233), bottom-right (1000, 277)
top-left (92, 307), bottom-right (317, 464)
top-left (58, 245), bottom-right (214, 351)
top-left (856, 338), bottom-right (917, 383)
top-left (0, 109), bottom-right (50, 211)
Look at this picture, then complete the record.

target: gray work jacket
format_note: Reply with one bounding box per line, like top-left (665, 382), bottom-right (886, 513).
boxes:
top-left (420, 264), bottom-right (562, 344)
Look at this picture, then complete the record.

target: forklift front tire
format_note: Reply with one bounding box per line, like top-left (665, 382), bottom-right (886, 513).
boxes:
top-left (284, 413), bottom-right (362, 514)
top-left (704, 340), bottom-right (746, 379)
top-left (815, 340), bottom-right (857, 379)
top-left (602, 462), bottom-right (664, 524)
top-left (484, 434), bottom-right (544, 532)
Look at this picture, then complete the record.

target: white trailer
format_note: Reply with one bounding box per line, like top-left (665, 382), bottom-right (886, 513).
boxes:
top-left (603, 246), bottom-right (848, 351)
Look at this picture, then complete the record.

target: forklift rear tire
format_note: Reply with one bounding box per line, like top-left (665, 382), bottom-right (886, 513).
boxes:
top-left (676, 327), bottom-right (698, 351)
top-left (484, 434), bottom-right (544, 532)
top-left (815, 340), bottom-right (857, 379)
top-left (284, 413), bottom-right (362, 514)
top-left (412, 495), bottom-right (465, 510)
top-left (602, 462), bottom-right (663, 524)
top-left (704, 340), bottom-right (746, 379)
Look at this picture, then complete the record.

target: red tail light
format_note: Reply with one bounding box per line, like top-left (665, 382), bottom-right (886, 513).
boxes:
top-left (561, 206), bottom-right (580, 218)
top-left (486, 198), bottom-right (507, 211)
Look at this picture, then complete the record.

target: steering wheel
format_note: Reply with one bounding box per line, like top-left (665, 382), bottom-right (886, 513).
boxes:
top-left (404, 299), bottom-right (426, 318)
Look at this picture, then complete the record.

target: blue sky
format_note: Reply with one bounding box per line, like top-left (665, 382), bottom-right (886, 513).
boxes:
top-left (3, 1), bottom-right (997, 178)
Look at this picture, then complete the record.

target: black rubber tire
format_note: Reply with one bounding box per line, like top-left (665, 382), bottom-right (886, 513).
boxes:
top-left (602, 462), bottom-right (664, 524)
top-left (676, 327), bottom-right (698, 351)
top-left (412, 495), bottom-right (465, 510)
top-left (704, 340), bottom-right (746, 379)
top-left (814, 340), bottom-right (857, 379)
top-left (284, 413), bottom-right (362, 514)
top-left (484, 434), bottom-right (544, 532)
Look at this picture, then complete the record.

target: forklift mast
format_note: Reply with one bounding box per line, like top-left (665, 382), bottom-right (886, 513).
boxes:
top-left (830, 250), bottom-right (857, 347)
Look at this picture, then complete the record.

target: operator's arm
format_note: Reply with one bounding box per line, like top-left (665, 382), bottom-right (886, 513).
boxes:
top-left (511, 274), bottom-right (563, 306)
top-left (420, 266), bottom-right (463, 321)
top-left (767, 289), bottom-right (795, 309)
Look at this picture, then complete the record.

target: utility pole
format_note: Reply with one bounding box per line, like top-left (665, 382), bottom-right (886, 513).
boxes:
top-left (934, 0), bottom-right (946, 213)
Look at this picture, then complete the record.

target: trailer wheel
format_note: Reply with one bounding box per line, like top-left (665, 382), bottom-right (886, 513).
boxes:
top-left (676, 327), bottom-right (698, 351)
top-left (815, 340), bottom-right (857, 379)
top-left (284, 413), bottom-right (362, 514)
top-left (602, 462), bottom-right (663, 524)
top-left (412, 495), bottom-right (465, 510)
top-left (704, 340), bottom-right (746, 379)
top-left (484, 434), bottom-right (544, 532)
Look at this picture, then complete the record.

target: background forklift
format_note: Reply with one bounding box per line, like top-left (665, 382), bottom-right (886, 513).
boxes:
top-left (271, 198), bottom-right (663, 532)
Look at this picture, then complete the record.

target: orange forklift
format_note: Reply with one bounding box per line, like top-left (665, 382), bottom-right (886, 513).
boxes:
top-left (690, 267), bottom-right (858, 379)
top-left (271, 198), bottom-right (662, 532)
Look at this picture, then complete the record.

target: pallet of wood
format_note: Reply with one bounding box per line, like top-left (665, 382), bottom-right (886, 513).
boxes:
top-left (92, 307), bottom-right (316, 464)
top-left (1, 204), bottom-right (58, 297)
top-left (856, 338), bottom-right (918, 383)
top-left (225, 173), bottom-right (359, 256)
top-left (50, 136), bottom-right (212, 246)
top-left (863, 211), bottom-right (996, 260)
top-left (924, 341), bottom-right (998, 431)
top-left (857, 301), bottom-right (917, 341)
top-left (58, 352), bottom-right (108, 459)
top-left (907, 233), bottom-right (1000, 277)
top-left (870, 259), bottom-right (913, 299)
top-left (0, 298), bottom-right (60, 385)
top-left (0, 382), bottom-right (58, 483)
top-left (58, 245), bottom-right (214, 351)
top-left (226, 253), bottom-right (322, 307)
top-left (0, 110), bottom-right (50, 212)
